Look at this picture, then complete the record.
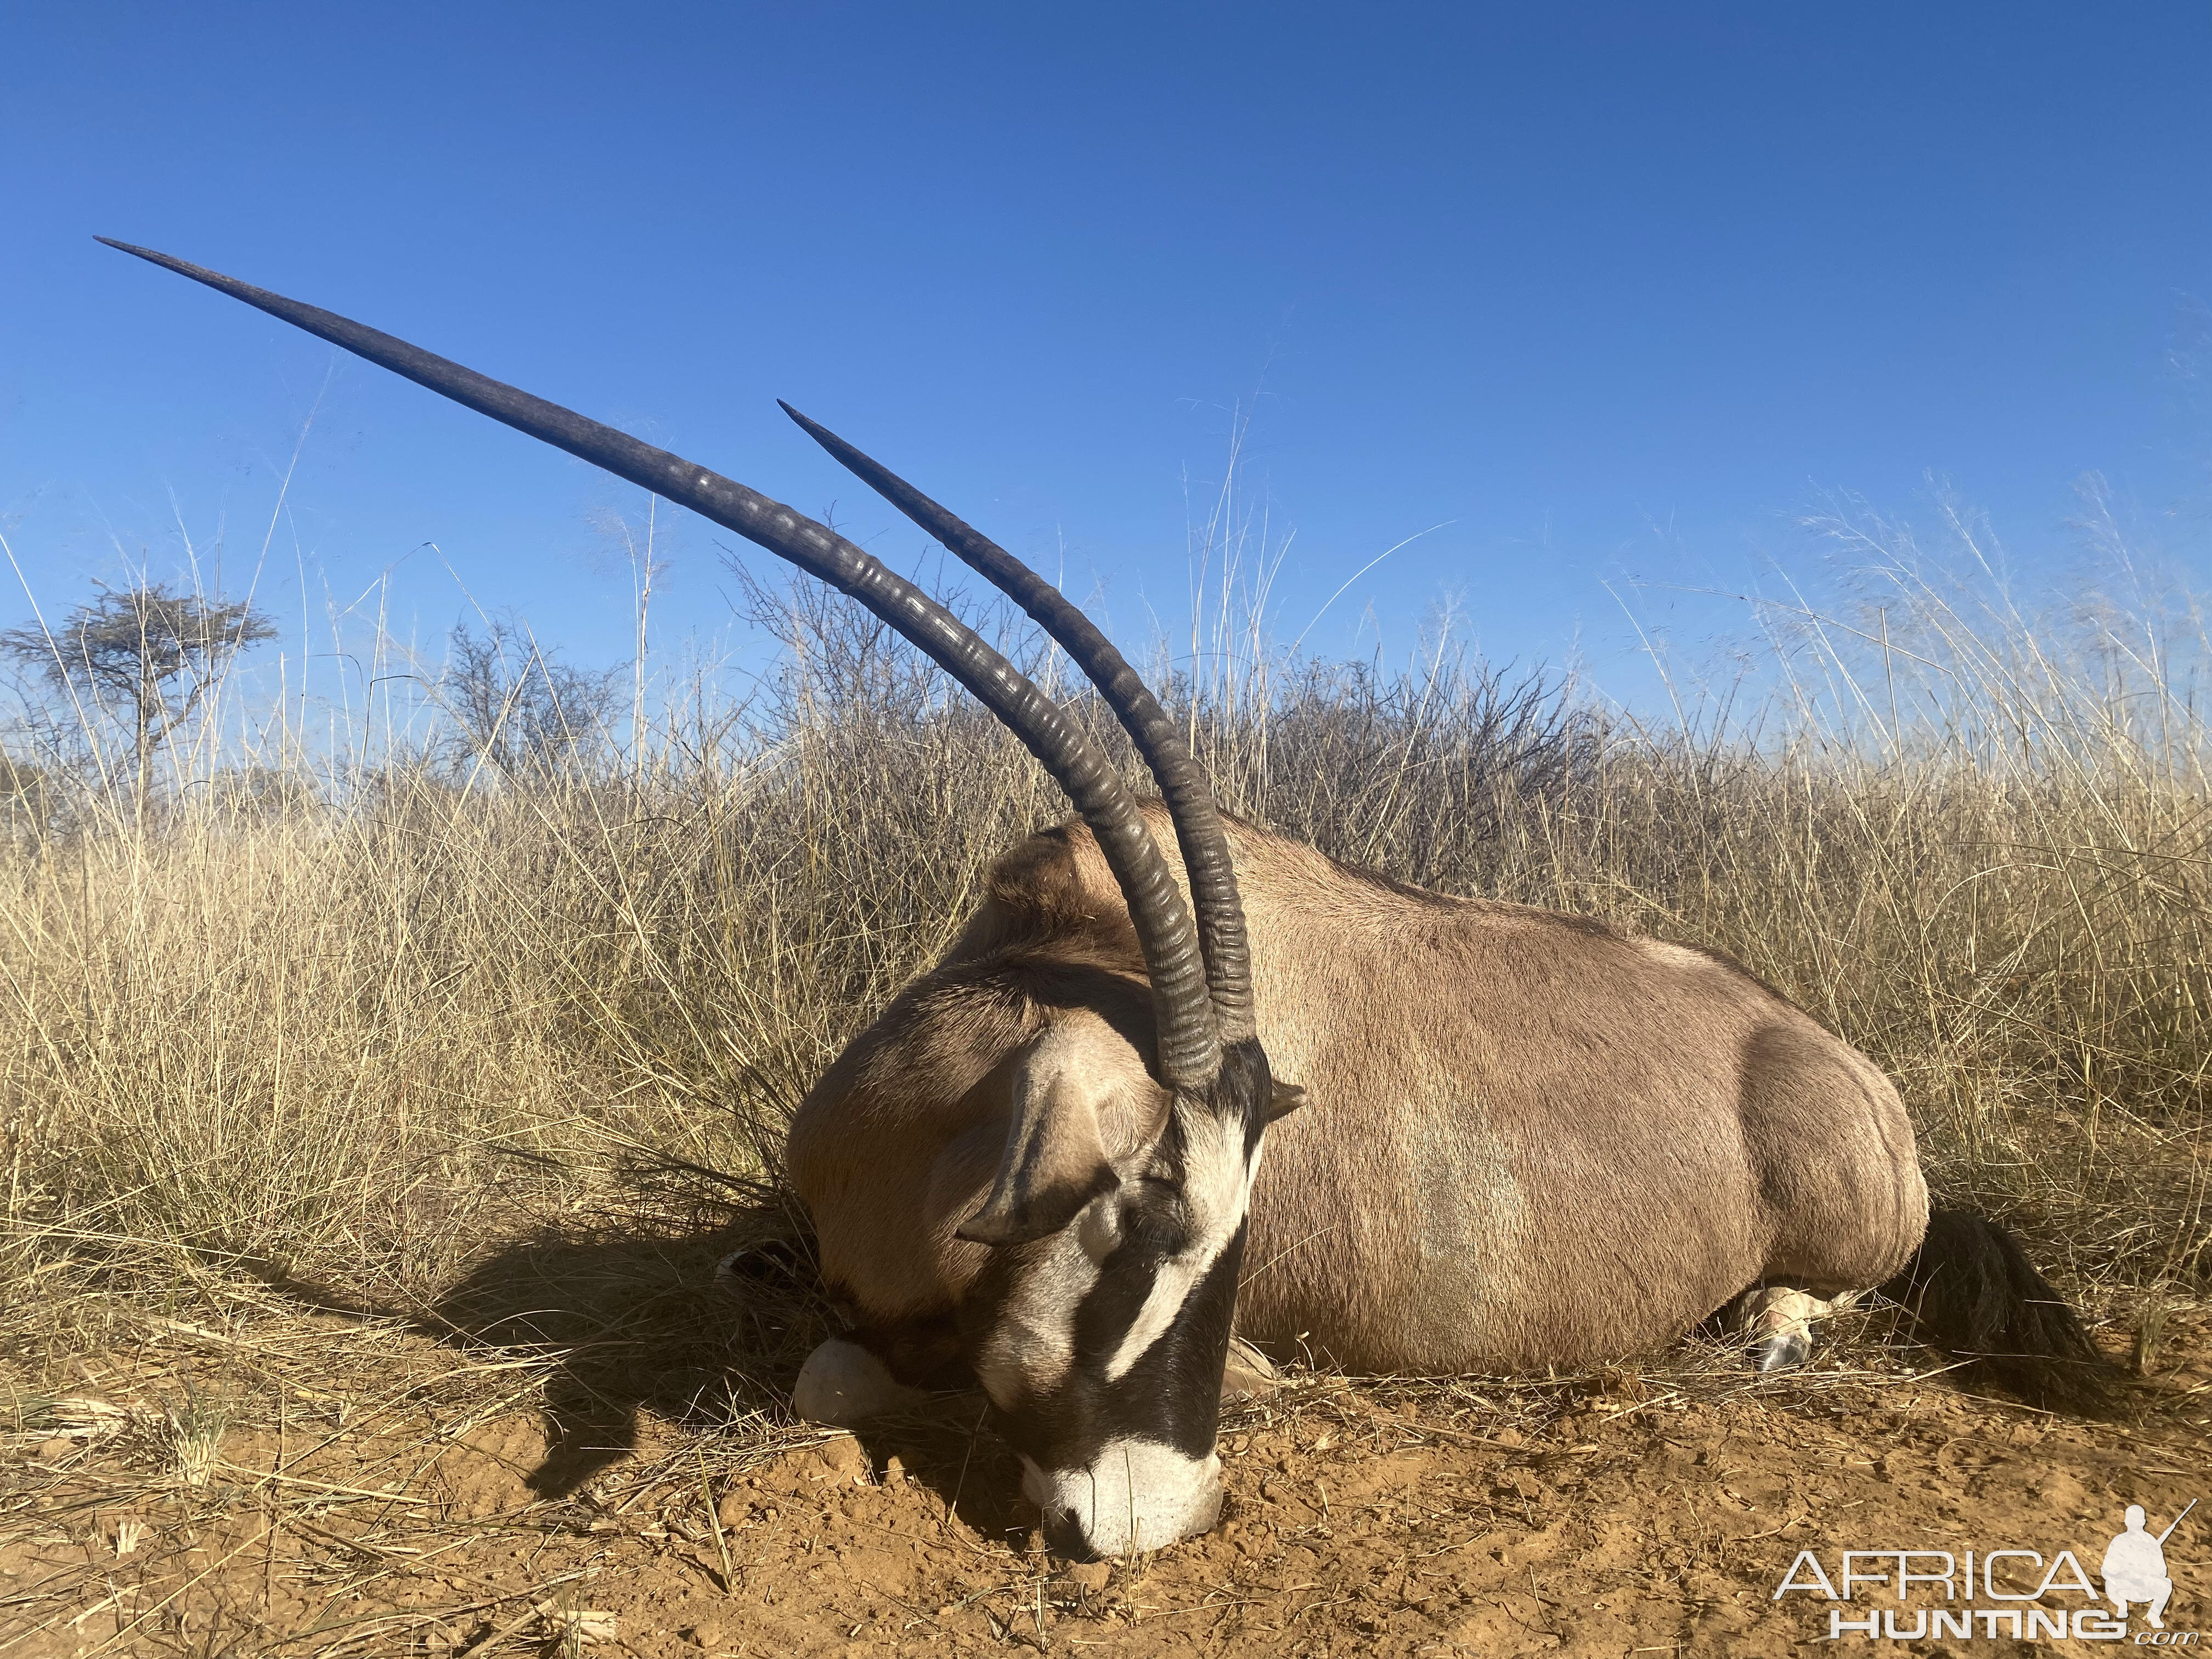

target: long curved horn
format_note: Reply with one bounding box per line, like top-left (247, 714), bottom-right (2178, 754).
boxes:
top-left (97, 238), bottom-right (1223, 1087)
top-left (778, 405), bottom-right (1255, 1044)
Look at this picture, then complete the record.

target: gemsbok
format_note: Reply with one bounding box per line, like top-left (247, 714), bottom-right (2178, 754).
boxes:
top-left (108, 239), bottom-right (2112, 1562)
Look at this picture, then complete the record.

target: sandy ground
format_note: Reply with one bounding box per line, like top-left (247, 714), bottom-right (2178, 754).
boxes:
top-left (5, 1286), bottom-right (2206, 1658)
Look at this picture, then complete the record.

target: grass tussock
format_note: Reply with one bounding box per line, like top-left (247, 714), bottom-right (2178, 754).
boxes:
top-left (1, 496), bottom-right (2208, 1398)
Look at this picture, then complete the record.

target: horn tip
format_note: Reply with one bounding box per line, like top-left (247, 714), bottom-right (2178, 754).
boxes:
top-left (94, 237), bottom-right (188, 274)
top-left (780, 402), bottom-right (861, 466)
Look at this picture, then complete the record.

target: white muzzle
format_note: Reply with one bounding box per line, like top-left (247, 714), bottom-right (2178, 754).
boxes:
top-left (1025, 1439), bottom-right (1224, 1559)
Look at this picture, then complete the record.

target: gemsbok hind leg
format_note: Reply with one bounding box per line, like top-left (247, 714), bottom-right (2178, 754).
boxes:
top-left (1728, 1285), bottom-right (1863, 1372)
top-left (1729, 1021), bottom-right (1930, 1373)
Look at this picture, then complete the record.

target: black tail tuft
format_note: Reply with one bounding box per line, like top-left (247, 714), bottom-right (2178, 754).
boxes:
top-left (1880, 1207), bottom-right (2119, 1415)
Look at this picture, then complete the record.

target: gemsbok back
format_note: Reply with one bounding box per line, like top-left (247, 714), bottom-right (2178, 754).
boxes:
top-left (108, 239), bottom-right (2113, 1562)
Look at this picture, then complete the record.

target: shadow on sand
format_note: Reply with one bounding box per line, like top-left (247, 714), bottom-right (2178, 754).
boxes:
top-left (427, 1222), bottom-right (828, 1498)
top-left (252, 1210), bottom-right (819, 1494)
top-left (253, 1214), bottom-right (1036, 1541)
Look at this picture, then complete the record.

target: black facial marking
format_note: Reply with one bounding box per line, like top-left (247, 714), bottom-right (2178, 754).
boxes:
top-left (1062, 1181), bottom-right (1184, 1368)
top-left (996, 1217), bottom-right (1248, 1472)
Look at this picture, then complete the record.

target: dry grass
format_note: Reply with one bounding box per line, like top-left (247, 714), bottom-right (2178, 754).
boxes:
top-left (1, 493), bottom-right (2207, 1541)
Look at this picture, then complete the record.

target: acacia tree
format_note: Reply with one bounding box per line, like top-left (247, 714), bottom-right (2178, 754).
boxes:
top-left (438, 618), bottom-right (622, 780)
top-left (0, 583), bottom-right (276, 821)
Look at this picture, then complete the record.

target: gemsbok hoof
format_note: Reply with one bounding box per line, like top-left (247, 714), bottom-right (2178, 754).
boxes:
top-left (1753, 1327), bottom-right (1814, 1372)
top-left (1735, 1286), bottom-right (1854, 1374)
top-left (792, 1338), bottom-right (924, 1427)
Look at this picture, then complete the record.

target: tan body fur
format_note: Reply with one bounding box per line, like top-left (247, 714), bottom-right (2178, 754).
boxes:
top-left (790, 803), bottom-right (1930, 1374)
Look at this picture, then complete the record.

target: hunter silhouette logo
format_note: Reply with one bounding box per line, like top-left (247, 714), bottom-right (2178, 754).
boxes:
top-left (2105, 1503), bottom-right (2192, 1631)
top-left (1772, 1498), bottom-right (2197, 1643)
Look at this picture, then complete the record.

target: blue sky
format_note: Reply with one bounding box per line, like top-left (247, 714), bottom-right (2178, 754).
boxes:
top-left (4, 3), bottom-right (2208, 710)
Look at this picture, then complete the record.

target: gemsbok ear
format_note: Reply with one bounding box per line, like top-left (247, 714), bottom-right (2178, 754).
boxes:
top-left (956, 1046), bottom-right (1123, 1248)
top-left (1268, 1080), bottom-right (1309, 1122)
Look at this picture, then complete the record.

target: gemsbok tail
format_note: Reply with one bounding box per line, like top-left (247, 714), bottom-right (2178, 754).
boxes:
top-left (1880, 1207), bottom-right (2118, 1414)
